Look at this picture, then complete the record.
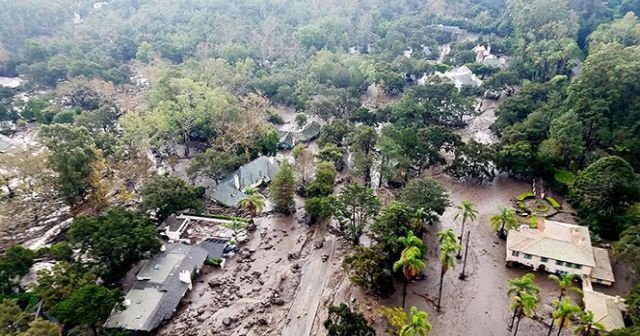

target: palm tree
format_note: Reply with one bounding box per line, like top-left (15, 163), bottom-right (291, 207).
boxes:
top-left (399, 231), bottom-right (427, 257)
top-left (411, 208), bottom-right (429, 234)
top-left (393, 246), bottom-right (425, 308)
top-left (400, 306), bottom-right (432, 336)
top-left (547, 274), bottom-right (583, 336)
top-left (551, 298), bottom-right (581, 336)
top-left (507, 273), bottom-right (540, 328)
top-left (573, 311), bottom-right (606, 336)
top-left (223, 220), bottom-right (248, 241)
top-left (490, 207), bottom-right (519, 239)
top-left (510, 291), bottom-right (539, 336)
top-left (455, 200), bottom-right (478, 242)
top-left (437, 228), bottom-right (458, 245)
top-left (238, 187), bottom-right (266, 217)
top-left (436, 235), bottom-right (461, 312)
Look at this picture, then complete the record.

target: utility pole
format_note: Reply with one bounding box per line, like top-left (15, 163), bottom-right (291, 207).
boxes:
top-left (458, 231), bottom-right (471, 280)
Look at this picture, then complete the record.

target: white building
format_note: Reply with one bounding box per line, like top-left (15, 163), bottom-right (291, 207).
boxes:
top-left (419, 65), bottom-right (482, 90)
top-left (506, 219), bottom-right (615, 285)
top-left (582, 289), bottom-right (627, 331)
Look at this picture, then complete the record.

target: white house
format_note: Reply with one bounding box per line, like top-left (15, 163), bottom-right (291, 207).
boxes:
top-left (420, 65), bottom-right (482, 90)
top-left (582, 289), bottom-right (627, 331)
top-left (506, 219), bottom-right (615, 285)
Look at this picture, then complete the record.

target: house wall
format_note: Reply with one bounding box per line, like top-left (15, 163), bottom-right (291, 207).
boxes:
top-left (506, 248), bottom-right (592, 276)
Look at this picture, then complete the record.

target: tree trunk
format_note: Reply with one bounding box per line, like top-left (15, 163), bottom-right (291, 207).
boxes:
top-left (547, 318), bottom-right (554, 336)
top-left (509, 307), bottom-right (518, 329)
top-left (402, 280), bottom-right (407, 308)
top-left (556, 319), bottom-right (564, 336)
top-left (437, 269), bottom-right (444, 311)
top-left (457, 219), bottom-right (465, 258)
top-left (183, 131), bottom-right (190, 158)
top-left (513, 316), bottom-right (522, 336)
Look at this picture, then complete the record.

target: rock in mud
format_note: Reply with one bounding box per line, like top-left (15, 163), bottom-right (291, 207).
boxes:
top-left (314, 238), bottom-right (325, 249)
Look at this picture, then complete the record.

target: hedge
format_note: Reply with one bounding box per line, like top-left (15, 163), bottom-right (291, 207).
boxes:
top-left (516, 192), bottom-right (535, 202)
top-left (544, 196), bottom-right (561, 209)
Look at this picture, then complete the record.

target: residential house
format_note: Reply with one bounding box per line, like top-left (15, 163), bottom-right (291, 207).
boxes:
top-left (582, 289), bottom-right (627, 331)
top-left (472, 44), bottom-right (505, 68)
top-left (210, 156), bottom-right (279, 207)
top-left (104, 243), bottom-right (208, 332)
top-left (419, 65), bottom-right (482, 90)
top-left (505, 219), bottom-right (615, 285)
top-left (277, 120), bottom-right (321, 149)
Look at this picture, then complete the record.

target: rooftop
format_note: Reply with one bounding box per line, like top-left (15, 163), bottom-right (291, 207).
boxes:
top-left (104, 243), bottom-right (207, 332)
top-left (507, 220), bottom-right (595, 267)
top-left (583, 290), bottom-right (626, 331)
top-left (591, 247), bottom-right (615, 283)
top-left (210, 156), bottom-right (278, 207)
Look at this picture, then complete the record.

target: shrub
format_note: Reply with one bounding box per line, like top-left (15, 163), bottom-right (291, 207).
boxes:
top-left (544, 196), bottom-right (561, 209)
top-left (516, 192), bottom-right (535, 202)
top-left (205, 258), bottom-right (223, 267)
top-left (553, 169), bottom-right (575, 194)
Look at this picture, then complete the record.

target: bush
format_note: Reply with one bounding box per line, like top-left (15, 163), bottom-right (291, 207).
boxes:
top-left (553, 169), bottom-right (575, 194)
top-left (205, 258), bottom-right (223, 267)
top-left (516, 192), bottom-right (535, 202)
top-left (544, 196), bottom-right (561, 209)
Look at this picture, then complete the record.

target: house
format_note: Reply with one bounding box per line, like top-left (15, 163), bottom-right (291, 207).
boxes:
top-left (104, 243), bottom-right (208, 332)
top-left (432, 24), bottom-right (465, 41)
top-left (472, 44), bottom-right (505, 68)
top-left (277, 120), bottom-right (321, 149)
top-left (419, 65), bottom-right (482, 90)
top-left (505, 219), bottom-right (615, 285)
top-left (582, 289), bottom-right (627, 331)
top-left (160, 213), bottom-right (249, 242)
top-left (210, 156), bottom-right (279, 207)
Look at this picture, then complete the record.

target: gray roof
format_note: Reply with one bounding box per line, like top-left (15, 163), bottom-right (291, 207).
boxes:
top-left (198, 238), bottom-right (230, 260)
top-left (209, 156), bottom-right (279, 207)
top-left (160, 214), bottom-right (187, 233)
top-left (277, 121), bottom-right (321, 148)
top-left (583, 290), bottom-right (627, 331)
top-left (104, 243), bottom-right (207, 332)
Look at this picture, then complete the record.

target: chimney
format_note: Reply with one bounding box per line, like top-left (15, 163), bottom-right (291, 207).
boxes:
top-left (179, 270), bottom-right (192, 290)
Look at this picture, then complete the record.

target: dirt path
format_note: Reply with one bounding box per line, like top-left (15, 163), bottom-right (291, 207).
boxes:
top-left (281, 237), bottom-right (336, 336)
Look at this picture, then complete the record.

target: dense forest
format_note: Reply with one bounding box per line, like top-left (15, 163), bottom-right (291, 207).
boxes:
top-left (1, 0), bottom-right (640, 335)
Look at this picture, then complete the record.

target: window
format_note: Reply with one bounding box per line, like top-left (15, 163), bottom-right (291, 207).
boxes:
top-left (524, 254), bottom-right (532, 260)
top-left (511, 250), bottom-right (519, 257)
top-left (541, 257), bottom-right (549, 263)
top-left (573, 264), bottom-right (582, 270)
top-left (555, 260), bottom-right (563, 266)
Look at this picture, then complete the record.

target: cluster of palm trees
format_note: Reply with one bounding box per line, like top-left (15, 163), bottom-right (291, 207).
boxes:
top-left (380, 306), bottom-right (432, 336)
top-left (507, 273), bottom-right (606, 336)
top-left (394, 231), bottom-right (427, 308)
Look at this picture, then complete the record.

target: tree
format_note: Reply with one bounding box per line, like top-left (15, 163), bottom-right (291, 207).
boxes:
top-left (393, 246), bottom-right (425, 308)
top-left (350, 126), bottom-right (378, 187)
top-left (21, 319), bottom-right (61, 336)
top-left (307, 161), bottom-right (337, 198)
top-left (569, 156), bottom-right (640, 239)
top-left (398, 178), bottom-right (451, 222)
top-left (614, 223), bottom-right (640, 277)
top-left (270, 160), bottom-right (296, 214)
top-left (0, 299), bottom-right (30, 336)
top-left (238, 188), bottom-right (266, 217)
top-left (342, 245), bottom-right (395, 298)
top-left (510, 291), bottom-right (539, 336)
top-left (333, 183), bottom-right (380, 245)
top-left (454, 200), bottom-right (478, 249)
top-left (295, 113), bottom-right (308, 128)
top-left (446, 140), bottom-right (497, 184)
top-left (380, 306), bottom-right (407, 335)
top-left (369, 202), bottom-right (416, 256)
top-left (51, 284), bottom-right (122, 333)
top-left (538, 111), bottom-right (585, 168)
top-left (323, 303), bottom-right (376, 336)
top-left (497, 142), bottom-right (535, 180)
top-left (68, 207), bottom-right (161, 283)
top-left (399, 306), bottom-right (431, 336)
top-left (32, 262), bottom-right (97, 309)
top-left (140, 175), bottom-right (204, 221)
top-left (187, 149), bottom-right (243, 182)
top-left (550, 299), bottom-right (580, 336)
top-left (507, 273), bottom-right (540, 329)
top-left (490, 208), bottom-right (519, 239)
top-left (292, 145), bottom-right (315, 188)
top-left (0, 245), bottom-right (35, 295)
top-left (437, 236), bottom-right (462, 311)
top-left (38, 124), bottom-right (99, 206)
top-left (318, 120), bottom-right (353, 148)
top-left (222, 221), bottom-right (248, 241)
top-left (317, 144), bottom-right (347, 171)
top-left (305, 197), bottom-right (334, 224)
top-left (546, 273), bottom-right (582, 336)
top-left (624, 283), bottom-right (640, 327)
top-left (136, 41), bottom-right (153, 63)
top-left (573, 311), bottom-right (606, 336)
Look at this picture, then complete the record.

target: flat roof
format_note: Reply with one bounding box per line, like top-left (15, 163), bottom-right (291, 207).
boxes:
top-left (105, 288), bottom-right (163, 331)
top-left (138, 253), bottom-right (185, 283)
top-left (590, 247), bottom-right (615, 283)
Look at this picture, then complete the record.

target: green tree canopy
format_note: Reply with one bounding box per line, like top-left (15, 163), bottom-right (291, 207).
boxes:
top-left (140, 175), bottom-right (204, 221)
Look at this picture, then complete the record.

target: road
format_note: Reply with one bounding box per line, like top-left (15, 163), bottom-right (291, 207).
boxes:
top-left (281, 236), bottom-right (336, 336)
